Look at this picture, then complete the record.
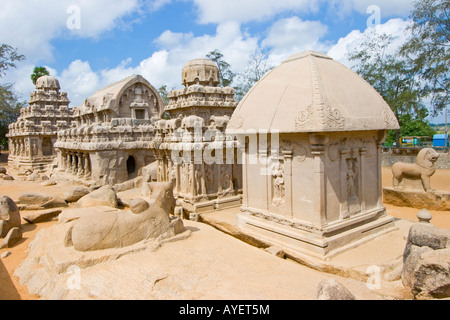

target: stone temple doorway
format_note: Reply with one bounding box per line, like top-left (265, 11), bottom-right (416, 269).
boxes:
top-left (42, 138), bottom-right (53, 156)
top-left (127, 156), bottom-right (137, 179)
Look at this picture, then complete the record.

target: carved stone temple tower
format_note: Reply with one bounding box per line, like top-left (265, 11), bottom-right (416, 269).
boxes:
top-left (7, 75), bottom-right (72, 171)
top-left (154, 59), bottom-right (242, 218)
top-left (228, 51), bottom-right (400, 260)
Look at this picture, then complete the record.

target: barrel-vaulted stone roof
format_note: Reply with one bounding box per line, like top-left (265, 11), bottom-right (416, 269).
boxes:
top-left (73, 74), bottom-right (163, 118)
top-left (228, 50), bottom-right (400, 133)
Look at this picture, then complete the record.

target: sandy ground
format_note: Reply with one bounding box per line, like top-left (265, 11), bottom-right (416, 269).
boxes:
top-left (0, 153), bottom-right (448, 300)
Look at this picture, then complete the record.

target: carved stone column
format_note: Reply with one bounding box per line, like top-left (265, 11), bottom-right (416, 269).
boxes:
top-left (282, 150), bottom-right (293, 219)
top-left (359, 147), bottom-right (367, 211)
top-left (66, 153), bottom-right (72, 173)
top-left (84, 153), bottom-right (91, 178)
top-left (77, 153), bottom-right (84, 176)
top-left (309, 134), bottom-right (328, 228)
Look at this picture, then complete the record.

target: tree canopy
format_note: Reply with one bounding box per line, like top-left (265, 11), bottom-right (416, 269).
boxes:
top-left (31, 66), bottom-right (50, 85)
top-left (0, 44), bottom-right (26, 150)
top-left (206, 49), bottom-right (235, 87)
top-left (400, 0), bottom-right (449, 117)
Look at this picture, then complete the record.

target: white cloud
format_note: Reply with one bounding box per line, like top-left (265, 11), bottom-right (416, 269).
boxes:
top-left (33, 21), bottom-right (259, 107)
top-left (329, 0), bottom-right (413, 18)
top-left (192, 0), bottom-right (320, 24)
top-left (0, 0), bottom-right (143, 63)
top-left (262, 17), bottom-right (330, 65)
top-left (327, 18), bottom-right (411, 67)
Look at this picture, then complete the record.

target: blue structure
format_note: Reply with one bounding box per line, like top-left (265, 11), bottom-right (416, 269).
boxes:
top-left (433, 134), bottom-right (449, 147)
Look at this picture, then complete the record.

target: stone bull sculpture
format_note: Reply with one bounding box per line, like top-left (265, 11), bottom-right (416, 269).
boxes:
top-left (65, 182), bottom-right (181, 251)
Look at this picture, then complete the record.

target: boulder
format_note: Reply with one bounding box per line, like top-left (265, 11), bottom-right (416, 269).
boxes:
top-left (75, 186), bottom-right (119, 208)
top-left (1, 175), bottom-right (14, 181)
top-left (0, 167), bottom-right (6, 174)
top-left (0, 196), bottom-right (21, 238)
top-left (22, 209), bottom-right (62, 224)
top-left (316, 279), bottom-right (356, 300)
top-left (18, 192), bottom-right (68, 210)
top-left (40, 179), bottom-right (56, 186)
top-left (0, 227), bottom-right (22, 248)
top-left (402, 214), bottom-right (450, 299)
top-left (63, 186), bottom-right (90, 203)
top-left (405, 248), bottom-right (450, 299)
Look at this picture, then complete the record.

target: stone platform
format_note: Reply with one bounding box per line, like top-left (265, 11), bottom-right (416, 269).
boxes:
top-left (383, 187), bottom-right (450, 211)
top-left (199, 207), bottom-right (413, 283)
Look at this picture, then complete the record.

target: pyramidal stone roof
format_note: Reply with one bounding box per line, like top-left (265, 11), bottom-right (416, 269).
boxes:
top-left (228, 50), bottom-right (400, 133)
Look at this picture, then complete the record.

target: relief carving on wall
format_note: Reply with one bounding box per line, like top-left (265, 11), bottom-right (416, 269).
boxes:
top-left (271, 162), bottom-right (285, 207)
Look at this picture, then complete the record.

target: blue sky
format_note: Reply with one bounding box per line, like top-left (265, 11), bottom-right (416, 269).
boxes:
top-left (1, 0), bottom-right (446, 123)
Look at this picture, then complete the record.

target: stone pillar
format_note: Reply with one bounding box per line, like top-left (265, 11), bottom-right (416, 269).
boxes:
top-left (84, 153), bottom-right (91, 178)
top-left (339, 149), bottom-right (350, 220)
top-left (310, 134), bottom-right (328, 228)
top-left (77, 153), bottom-right (85, 177)
top-left (282, 150), bottom-right (293, 219)
top-left (71, 153), bottom-right (77, 175)
top-left (66, 153), bottom-right (72, 173)
top-left (359, 147), bottom-right (367, 211)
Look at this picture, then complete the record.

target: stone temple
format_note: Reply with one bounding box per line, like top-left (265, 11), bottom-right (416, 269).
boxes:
top-left (7, 75), bottom-right (72, 171)
top-left (7, 51), bottom-right (400, 260)
top-left (53, 75), bottom-right (163, 186)
top-left (228, 51), bottom-right (400, 259)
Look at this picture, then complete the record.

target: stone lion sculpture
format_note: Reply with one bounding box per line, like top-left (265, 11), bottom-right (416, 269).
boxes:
top-left (392, 148), bottom-right (440, 193)
top-left (64, 182), bottom-right (180, 251)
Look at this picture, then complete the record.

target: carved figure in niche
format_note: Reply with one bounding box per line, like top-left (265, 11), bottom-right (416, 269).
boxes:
top-left (205, 164), bottom-right (214, 194)
top-left (272, 162), bottom-right (285, 207)
top-left (31, 140), bottom-right (38, 156)
top-left (346, 158), bottom-right (359, 201)
top-left (221, 165), bottom-right (232, 193)
top-left (392, 148), bottom-right (440, 193)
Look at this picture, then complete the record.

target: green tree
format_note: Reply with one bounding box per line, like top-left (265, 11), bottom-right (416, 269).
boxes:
top-left (0, 84), bottom-right (26, 149)
top-left (31, 66), bottom-right (50, 85)
top-left (0, 44), bottom-right (25, 77)
top-left (158, 84), bottom-right (174, 120)
top-left (234, 48), bottom-right (274, 102)
top-left (347, 30), bottom-right (427, 144)
top-left (0, 44), bottom-right (26, 150)
top-left (400, 0), bottom-right (449, 117)
top-left (206, 49), bottom-right (235, 87)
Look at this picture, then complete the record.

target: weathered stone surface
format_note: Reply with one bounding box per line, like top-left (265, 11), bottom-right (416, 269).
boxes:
top-left (67, 182), bottom-right (177, 251)
top-left (18, 192), bottom-right (68, 210)
top-left (0, 196), bottom-right (21, 238)
top-left (383, 187), bottom-right (450, 211)
top-left (0, 227), bottom-right (22, 248)
top-left (63, 186), bottom-right (90, 203)
top-left (58, 207), bottom-right (123, 224)
top-left (402, 217), bottom-right (450, 299)
top-left (316, 279), bottom-right (356, 300)
top-left (0, 167), bottom-right (6, 174)
top-left (403, 223), bottom-right (449, 260)
top-left (405, 247), bottom-right (450, 299)
top-left (40, 179), bottom-right (56, 186)
top-left (75, 186), bottom-right (118, 208)
top-left (1, 175), bottom-right (14, 181)
top-left (22, 209), bottom-right (62, 224)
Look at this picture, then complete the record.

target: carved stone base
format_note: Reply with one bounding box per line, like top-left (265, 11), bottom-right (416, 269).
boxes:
top-left (383, 187), bottom-right (450, 211)
top-left (180, 195), bottom-right (242, 216)
top-left (237, 206), bottom-right (397, 260)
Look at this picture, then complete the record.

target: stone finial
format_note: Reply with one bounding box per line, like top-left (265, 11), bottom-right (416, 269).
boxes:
top-left (417, 209), bottom-right (432, 224)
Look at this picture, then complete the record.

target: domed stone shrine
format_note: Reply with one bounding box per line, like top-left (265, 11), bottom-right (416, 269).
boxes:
top-left (228, 51), bottom-right (400, 260)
